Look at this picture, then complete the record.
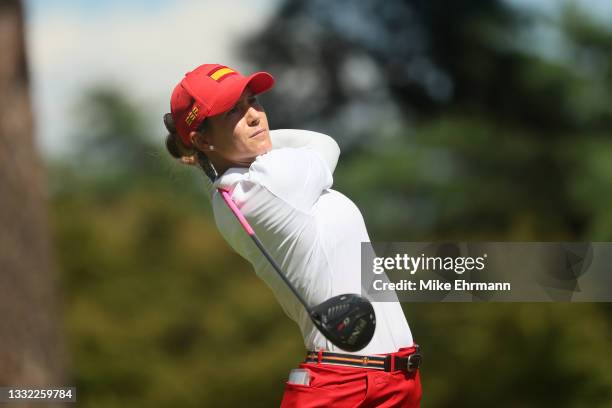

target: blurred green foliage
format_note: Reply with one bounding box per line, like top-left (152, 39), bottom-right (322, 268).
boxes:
top-left (47, 1), bottom-right (612, 407)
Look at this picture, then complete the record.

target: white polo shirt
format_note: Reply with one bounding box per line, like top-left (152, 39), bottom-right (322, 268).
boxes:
top-left (204, 129), bottom-right (413, 354)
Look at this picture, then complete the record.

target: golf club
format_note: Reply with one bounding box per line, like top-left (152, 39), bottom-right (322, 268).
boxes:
top-left (217, 188), bottom-right (376, 352)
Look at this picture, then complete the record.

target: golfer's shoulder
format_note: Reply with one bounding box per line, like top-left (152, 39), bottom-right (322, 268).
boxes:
top-left (251, 146), bottom-right (322, 172)
top-left (249, 147), bottom-right (331, 191)
top-left (269, 128), bottom-right (340, 161)
top-left (242, 147), bottom-right (332, 212)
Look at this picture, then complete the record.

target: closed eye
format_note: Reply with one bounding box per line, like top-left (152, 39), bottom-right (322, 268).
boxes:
top-left (227, 95), bottom-right (258, 116)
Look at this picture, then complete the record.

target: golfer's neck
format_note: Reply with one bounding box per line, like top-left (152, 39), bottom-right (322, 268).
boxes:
top-left (208, 155), bottom-right (253, 177)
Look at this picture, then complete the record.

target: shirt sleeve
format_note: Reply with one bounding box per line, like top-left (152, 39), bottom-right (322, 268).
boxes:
top-left (270, 129), bottom-right (341, 175)
top-left (248, 147), bottom-right (333, 213)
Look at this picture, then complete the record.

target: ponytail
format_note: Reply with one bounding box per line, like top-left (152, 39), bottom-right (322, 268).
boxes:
top-left (163, 113), bottom-right (218, 181)
top-left (163, 113), bottom-right (195, 158)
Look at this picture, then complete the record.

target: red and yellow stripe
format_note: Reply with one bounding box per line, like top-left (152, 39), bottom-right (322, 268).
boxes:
top-left (208, 66), bottom-right (236, 82)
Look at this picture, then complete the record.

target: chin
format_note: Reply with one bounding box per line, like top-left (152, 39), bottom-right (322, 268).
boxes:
top-left (256, 139), bottom-right (272, 155)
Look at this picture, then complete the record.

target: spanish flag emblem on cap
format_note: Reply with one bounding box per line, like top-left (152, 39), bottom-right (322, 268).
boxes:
top-left (208, 66), bottom-right (237, 82)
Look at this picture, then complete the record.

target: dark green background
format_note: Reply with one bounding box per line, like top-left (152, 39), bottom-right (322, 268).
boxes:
top-left (49, 1), bottom-right (612, 406)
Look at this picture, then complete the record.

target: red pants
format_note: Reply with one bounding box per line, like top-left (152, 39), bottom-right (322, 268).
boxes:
top-left (280, 346), bottom-right (422, 408)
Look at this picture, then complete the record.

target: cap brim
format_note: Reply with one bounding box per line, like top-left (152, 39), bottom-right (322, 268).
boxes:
top-left (246, 71), bottom-right (275, 95)
top-left (209, 71), bottom-right (275, 117)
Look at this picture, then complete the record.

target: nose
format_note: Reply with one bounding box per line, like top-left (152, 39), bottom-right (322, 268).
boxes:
top-left (246, 106), bottom-right (260, 126)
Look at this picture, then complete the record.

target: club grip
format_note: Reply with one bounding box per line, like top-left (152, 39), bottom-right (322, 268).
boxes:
top-left (219, 189), bottom-right (255, 235)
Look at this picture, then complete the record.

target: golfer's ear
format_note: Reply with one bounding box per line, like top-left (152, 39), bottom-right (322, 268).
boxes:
top-left (190, 131), bottom-right (211, 151)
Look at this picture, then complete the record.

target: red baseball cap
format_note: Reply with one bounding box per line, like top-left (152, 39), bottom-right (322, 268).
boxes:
top-left (170, 64), bottom-right (275, 146)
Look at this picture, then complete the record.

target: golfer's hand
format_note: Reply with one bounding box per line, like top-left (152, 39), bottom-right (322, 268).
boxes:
top-left (180, 155), bottom-right (198, 166)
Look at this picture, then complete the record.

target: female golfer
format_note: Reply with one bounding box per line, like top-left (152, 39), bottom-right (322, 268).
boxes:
top-left (164, 64), bottom-right (422, 407)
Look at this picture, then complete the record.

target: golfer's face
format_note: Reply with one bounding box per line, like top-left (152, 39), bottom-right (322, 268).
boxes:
top-left (208, 88), bottom-right (271, 163)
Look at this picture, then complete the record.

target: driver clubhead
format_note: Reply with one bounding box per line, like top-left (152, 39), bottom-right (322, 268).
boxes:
top-left (310, 294), bottom-right (376, 352)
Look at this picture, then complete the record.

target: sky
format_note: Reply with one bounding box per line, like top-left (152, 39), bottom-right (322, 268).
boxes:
top-left (23, 0), bottom-right (611, 157)
top-left (24, 0), bottom-right (279, 157)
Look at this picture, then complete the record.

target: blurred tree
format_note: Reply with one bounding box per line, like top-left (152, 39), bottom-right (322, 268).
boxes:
top-left (0, 0), bottom-right (65, 392)
top-left (243, 0), bottom-right (532, 129)
top-left (242, 0), bottom-right (612, 240)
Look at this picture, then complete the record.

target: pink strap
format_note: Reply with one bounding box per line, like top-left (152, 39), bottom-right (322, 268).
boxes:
top-left (218, 189), bottom-right (255, 236)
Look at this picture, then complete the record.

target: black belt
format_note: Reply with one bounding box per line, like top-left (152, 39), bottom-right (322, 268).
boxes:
top-left (304, 345), bottom-right (421, 372)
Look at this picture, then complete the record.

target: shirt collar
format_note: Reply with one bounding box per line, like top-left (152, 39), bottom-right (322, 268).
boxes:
top-left (212, 167), bottom-right (249, 193)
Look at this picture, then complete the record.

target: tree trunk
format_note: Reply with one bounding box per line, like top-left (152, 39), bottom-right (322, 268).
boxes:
top-left (0, 0), bottom-right (66, 394)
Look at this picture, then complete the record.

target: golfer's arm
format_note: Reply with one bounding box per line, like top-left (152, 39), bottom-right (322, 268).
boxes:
top-left (270, 129), bottom-right (340, 174)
